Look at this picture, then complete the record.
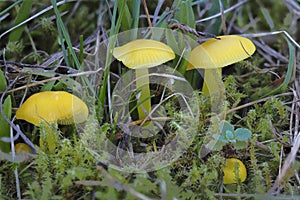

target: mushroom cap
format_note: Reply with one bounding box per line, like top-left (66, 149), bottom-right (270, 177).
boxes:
top-left (16, 91), bottom-right (88, 126)
top-left (187, 35), bottom-right (256, 70)
top-left (113, 39), bottom-right (175, 69)
top-left (15, 143), bottom-right (31, 154)
top-left (223, 158), bottom-right (247, 184)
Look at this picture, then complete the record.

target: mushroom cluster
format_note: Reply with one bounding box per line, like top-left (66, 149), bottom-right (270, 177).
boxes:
top-left (113, 35), bottom-right (255, 114)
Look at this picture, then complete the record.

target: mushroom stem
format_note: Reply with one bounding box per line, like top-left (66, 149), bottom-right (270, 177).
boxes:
top-left (202, 68), bottom-right (222, 96)
top-left (135, 68), bottom-right (151, 120)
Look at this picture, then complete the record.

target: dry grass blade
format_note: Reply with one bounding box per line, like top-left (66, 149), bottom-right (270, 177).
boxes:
top-left (196, 0), bottom-right (249, 23)
top-left (242, 31), bottom-right (300, 49)
top-left (142, 0), bottom-right (154, 37)
top-left (269, 79), bottom-right (300, 194)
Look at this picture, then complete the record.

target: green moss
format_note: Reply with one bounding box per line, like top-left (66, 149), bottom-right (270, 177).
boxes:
top-left (5, 41), bottom-right (24, 58)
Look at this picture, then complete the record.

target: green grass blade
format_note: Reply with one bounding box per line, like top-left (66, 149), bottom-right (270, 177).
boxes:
top-left (260, 6), bottom-right (274, 30)
top-left (51, 0), bottom-right (96, 97)
top-left (0, 0), bottom-right (22, 18)
top-left (97, 0), bottom-right (125, 122)
top-left (0, 96), bottom-right (12, 153)
top-left (130, 0), bottom-right (141, 39)
top-left (56, 22), bottom-right (70, 67)
top-left (0, 69), bottom-right (7, 92)
top-left (51, 0), bottom-right (81, 70)
top-left (173, 0), bottom-right (196, 77)
top-left (117, 0), bottom-right (132, 31)
top-left (174, 0), bottom-right (195, 29)
top-left (79, 35), bottom-right (84, 64)
top-left (281, 37), bottom-right (295, 86)
top-left (41, 81), bottom-right (56, 92)
top-left (153, 9), bottom-right (172, 28)
top-left (174, 0), bottom-right (196, 49)
top-left (8, 0), bottom-right (33, 42)
top-left (250, 36), bottom-right (296, 100)
top-left (203, 0), bottom-right (228, 35)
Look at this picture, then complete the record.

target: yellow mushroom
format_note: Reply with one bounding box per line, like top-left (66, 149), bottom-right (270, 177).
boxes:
top-left (187, 35), bottom-right (256, 96)
top-left (15, 143), bottom-right (31, 154)
top-left (16, 91), bottom-right (88, 126)
top-left (223, 158), bottom-right (247, 184)
top-left (113, 39), bottom-right (175, 119)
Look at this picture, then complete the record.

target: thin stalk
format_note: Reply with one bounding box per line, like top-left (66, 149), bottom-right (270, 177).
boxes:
top-left (79, 35), bottom-right (84, 64)
top-left (135, 68), bottom-right (151, 119)
top-left (202, 68), bottom-right (222, 96)
top-left (10, 126), bottom-right (21, 200)
top-left (135, 0), bottom-right (153, 121)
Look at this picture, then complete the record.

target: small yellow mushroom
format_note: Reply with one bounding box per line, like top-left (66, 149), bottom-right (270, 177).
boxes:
top-left (113, 39), bottom-right (175, 119)
top-left (15, 143), bottom-right (31, 154)
top-left (16, 91), bottom-right (88, 126)
top-left (187, 35), bottom-right (256, 96)
top-left (223, 158), bottom-right (247, 184)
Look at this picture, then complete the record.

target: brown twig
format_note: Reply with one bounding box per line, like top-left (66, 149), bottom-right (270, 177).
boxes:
top-left (142, 0), bottom-right (154, 38)
top-left (169, 23), bottom-right (218, 39)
